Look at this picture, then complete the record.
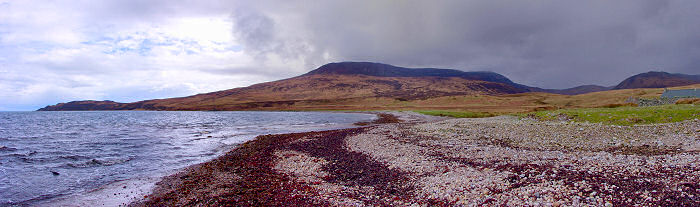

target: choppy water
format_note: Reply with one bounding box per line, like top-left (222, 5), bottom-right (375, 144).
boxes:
top-left (0, 111), bottom-right (375, 206)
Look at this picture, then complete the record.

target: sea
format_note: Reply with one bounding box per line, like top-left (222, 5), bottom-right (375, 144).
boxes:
top-left (0, 111), bottom-right (375, 206)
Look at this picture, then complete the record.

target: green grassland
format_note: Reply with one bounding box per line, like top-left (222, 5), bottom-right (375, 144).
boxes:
top-left (417, 104), bottom-right (699, 126)
top-left (414, 110), bottom-right (495, 118)
top-left (524, 104), bottom-right (700, 125)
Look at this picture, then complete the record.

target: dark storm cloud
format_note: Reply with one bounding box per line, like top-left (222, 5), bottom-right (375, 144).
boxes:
top-left (231, 5), bottom-right (319, 70)
top-left (232, 0), bottom-right (700, 88)
top-left (232, 11), bottom-right (278, 58)
top-left (4, 0), bottom-right (700, 111)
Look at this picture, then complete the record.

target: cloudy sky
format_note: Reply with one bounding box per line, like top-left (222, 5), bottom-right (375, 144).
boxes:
top-left (1, 0), bottom-right (699, 110)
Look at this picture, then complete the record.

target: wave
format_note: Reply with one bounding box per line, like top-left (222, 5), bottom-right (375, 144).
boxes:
top-left (6, 152), bottom-right (91, 163)
top-left (0, 145), bottom-right (17, 151)
top-left (0, 111), bottom-right (375, 206)
top-left (7, 151), bottom-right (37, 158)
top-left (65, 157), bottom-right (133, 168)
top-left (59, 154), bottom-right (91, 160)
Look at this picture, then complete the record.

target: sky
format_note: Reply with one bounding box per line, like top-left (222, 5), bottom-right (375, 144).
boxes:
top-left (1, 0), bottom-right (699, 111)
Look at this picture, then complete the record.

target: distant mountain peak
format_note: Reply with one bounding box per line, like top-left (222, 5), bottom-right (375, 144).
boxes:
top-left (38, 61), bottom-right (700, 111)
top-left (304, 62), bottom-right (517, 86)
top-left (635, 71), bottom-right (671, 76)
top-left (613, 71), bottom-right (700, 89)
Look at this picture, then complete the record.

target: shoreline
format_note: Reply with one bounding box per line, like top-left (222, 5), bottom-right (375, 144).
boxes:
top-left (129, 112), bottom-right (417, 206)
top-left (39, 177), bottom-right (160, 207)
top-left (133, 128), bottom-right (375, 206)
top-left (130, 112), bottom-right (698, 206)
top-left (26, 111), bottom-right (381, 207)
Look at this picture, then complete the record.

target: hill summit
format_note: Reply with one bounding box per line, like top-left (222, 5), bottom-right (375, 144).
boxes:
top-left (304, 62), bottom-right (518, 86)
top-left (37, 62), bottom-right (700, 111)
top-left (613, 71), bottom-right (700, 89)
top-left (39, 62), bottom-right (528, 111)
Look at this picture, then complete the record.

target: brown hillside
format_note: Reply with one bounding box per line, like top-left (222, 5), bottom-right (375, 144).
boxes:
top-left (37, 61), bottom-right (700, 112)
top-left (613, 71), bottom-right (700, 89)
top-left (537, 85), bottom-right (612, 95)
top-left (255, 84), bottom-right (699, 113)
top-left (39, 75), bottom-right (523, 111)
top-left (40, 81), bottom-right (700, 113)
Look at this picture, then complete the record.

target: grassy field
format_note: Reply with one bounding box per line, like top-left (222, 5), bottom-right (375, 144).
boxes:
top-left (285, 84), bottom-right (700, 113)
top-left (524, 104), bottom-right (700, 125)
top-left (414, 110), bottom-right (495, 118)
top-left (67, 81), bottom-right (698, 113)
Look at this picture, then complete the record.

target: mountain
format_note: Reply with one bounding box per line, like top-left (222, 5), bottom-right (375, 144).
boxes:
top-left (536, 85), bottom-right (612, 95)
top-left (307, 62), bottom-right (615, 95)
top-left (39, 62), bottom-right (699, 111)
top-left (304, 62), bottom-right (521, 87)
top-left (613, 71), bottom-right (700, 89)
top-left (39, 62), bottom-right (528, 111)
top-left (39, 100), bottom-right (123, 111)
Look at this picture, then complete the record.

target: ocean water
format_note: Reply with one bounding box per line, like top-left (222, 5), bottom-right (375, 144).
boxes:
top-left (0, 111), bottom-right (375, 206)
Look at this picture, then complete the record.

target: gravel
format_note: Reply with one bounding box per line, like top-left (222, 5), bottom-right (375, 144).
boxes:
top-left (342, 116), bottom-right (699, 206)
top-left (137, 113), bottom-right (699, 206)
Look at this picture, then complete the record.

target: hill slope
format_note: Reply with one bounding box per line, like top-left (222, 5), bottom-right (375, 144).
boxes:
top-left (304, 62), bottom-right (520, 87)
top-left (38, 62), bottom-right (700, 111)
top-left (38, 65), bottom-right (526, 111)
top-left (542, 85), bottom-right (613, 95)
top-left (613, 71), bottom-right (700, 89)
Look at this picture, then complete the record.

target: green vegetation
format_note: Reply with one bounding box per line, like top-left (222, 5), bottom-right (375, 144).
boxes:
top-left (415, 110), bottom-right (494, 118)
top-left (524, 104), bottom-right (700, 125)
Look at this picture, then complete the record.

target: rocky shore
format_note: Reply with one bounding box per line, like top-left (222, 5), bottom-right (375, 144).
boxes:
top-left (133, 113), bottom-right (699, 206)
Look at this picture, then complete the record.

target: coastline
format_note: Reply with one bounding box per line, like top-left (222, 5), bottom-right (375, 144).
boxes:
top-left (129, 112), bottom-right (698, 206)
top-left (25, 111), bottom-right (380, 207)
top-left (39, 177), bottom-right (159, 207)
top-left (132, 128), bottom-right (374, 206)
top-left (128, 112), bottom-right (420, 206)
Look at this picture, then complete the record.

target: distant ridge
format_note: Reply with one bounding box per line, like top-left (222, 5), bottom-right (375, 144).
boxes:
top-left (37, 62), bottom-right (700, 111)
top-left (539, 85), bottom-right (612, 95)
top-left (39, 62), bottom-right (529, 111)
top-left (303, 62), bottom-right (618, 95)
top-left (304, 62), bottom-right (519, 87)
top-left (613, 71), bottom-right (700, 89)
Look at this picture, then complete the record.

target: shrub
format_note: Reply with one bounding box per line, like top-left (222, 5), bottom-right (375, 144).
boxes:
top-left (675, 98), bottom-right (700, 105)
top-left (602, 103), bottom-right (638, 108)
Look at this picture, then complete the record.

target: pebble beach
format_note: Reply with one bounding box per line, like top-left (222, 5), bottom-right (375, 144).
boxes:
top-left (135, 112), bottom-right (699, 206)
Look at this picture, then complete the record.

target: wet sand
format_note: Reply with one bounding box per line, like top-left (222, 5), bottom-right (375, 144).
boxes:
top-left (132, 113), bottom-right (699, 206)
top-left (43, 177), bottom-right (158, 207)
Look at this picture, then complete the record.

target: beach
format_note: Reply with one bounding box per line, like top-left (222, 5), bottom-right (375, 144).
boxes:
top-left (132, 112), bottom-right (699, 206)
top-left (0, 111), bottom-right (378, 206)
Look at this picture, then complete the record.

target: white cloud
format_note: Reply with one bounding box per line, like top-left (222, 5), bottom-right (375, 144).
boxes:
top-left (3, 0), bottom-right (700, 111)
top-left (0, 0), bottom-right (308, 110)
